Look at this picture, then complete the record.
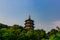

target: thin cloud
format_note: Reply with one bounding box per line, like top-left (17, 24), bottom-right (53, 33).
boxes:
top-left (53, 21), bottom-right (60, 26)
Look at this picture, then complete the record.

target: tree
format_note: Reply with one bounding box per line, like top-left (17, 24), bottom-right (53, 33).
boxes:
top-left (0, 23), bottom-right (8, 29)
top-left (0, 28), bottom-right (11, 40)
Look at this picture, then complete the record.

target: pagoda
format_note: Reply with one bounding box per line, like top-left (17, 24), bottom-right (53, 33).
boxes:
top-left (24, 15), bottom-right (34, 29)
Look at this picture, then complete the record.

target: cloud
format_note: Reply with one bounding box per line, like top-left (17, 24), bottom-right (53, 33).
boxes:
top-left (53, 21), bottom-right (60, 26)
top-left (35, 22), bottom-right (57, 32)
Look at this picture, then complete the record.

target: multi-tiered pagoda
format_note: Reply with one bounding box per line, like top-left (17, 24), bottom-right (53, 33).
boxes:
top-left (24, 15), bottom-right (34, 29)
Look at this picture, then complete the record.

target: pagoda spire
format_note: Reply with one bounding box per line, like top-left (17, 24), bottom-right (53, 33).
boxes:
top-left (28, 15), bottom-right (31, 20)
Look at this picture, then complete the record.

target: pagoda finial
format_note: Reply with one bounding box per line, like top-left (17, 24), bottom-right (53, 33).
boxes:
top-left (28, 15), bottom-right (31, 20)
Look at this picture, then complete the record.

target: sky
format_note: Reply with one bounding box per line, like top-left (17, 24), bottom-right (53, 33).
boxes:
top-left (0, 0), bottom-right (60, 32)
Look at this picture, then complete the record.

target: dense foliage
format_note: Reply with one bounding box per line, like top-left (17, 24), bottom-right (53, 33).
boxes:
top-left (0, 23), bottom-right (60, 40)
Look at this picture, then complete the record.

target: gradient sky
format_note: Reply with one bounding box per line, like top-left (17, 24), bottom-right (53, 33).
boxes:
top-left (0, 0), bottom-right (60, 32)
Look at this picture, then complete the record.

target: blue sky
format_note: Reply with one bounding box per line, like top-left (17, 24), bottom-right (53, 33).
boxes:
top-left (0, 0), bottom-right (60, 32)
